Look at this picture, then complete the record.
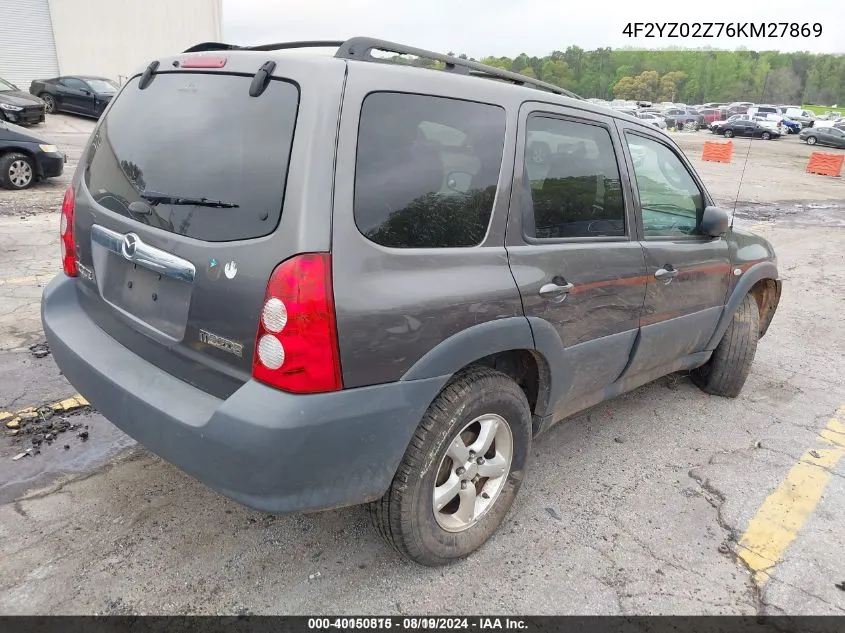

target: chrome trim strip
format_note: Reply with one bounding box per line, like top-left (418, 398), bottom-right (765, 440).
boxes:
top-left (91, 224), bottom-right (196, 283)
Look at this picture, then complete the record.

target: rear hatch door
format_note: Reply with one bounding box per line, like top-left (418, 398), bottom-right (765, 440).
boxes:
top-left (72, 57), bottom-right (342, 398)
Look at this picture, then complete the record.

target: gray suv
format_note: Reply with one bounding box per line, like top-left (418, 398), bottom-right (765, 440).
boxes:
top-left (41, 37), bottom-right (782, 566)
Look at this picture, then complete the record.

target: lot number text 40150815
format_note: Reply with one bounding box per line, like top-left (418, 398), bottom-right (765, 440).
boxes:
top-left (307, 618), bottom-right (529, 630)
top-left (622, 22), bottom-right (822, 38)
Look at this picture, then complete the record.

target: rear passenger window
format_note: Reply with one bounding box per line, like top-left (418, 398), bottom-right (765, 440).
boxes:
top-left (354, 93), bottom-right (505, 248)
top-left (522, 115), bottom-right (626, 239)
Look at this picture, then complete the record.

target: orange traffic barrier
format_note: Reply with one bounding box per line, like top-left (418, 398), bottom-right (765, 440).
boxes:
top-left (702, 140), bottom-right (733, 163)
top-left (806, 152), bottom-right (844, 177)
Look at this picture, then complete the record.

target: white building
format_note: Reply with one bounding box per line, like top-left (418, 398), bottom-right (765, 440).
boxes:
top-left (0, 0), bottom-right (222, 89)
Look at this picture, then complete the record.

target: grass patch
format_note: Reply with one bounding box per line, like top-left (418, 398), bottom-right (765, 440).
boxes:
top-left (802, 104), bottom-right (842, 116)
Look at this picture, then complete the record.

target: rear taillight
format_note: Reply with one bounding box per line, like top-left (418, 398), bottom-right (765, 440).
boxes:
top-left (252, 253), bottom-right (343, 394)
top-left (60, 186), bottom-right (77, 277)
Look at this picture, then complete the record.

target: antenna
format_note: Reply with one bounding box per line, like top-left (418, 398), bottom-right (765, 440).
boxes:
top-left (730, 71), bottom-right (771, 229)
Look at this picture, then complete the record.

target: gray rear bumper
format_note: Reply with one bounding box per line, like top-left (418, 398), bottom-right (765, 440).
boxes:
top-left (41, 275), bottom-right (447, 513)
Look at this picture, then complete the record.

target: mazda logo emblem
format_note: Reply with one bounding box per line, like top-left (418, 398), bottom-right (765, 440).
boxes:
top-left (122, 233), bottom-right (138, 259)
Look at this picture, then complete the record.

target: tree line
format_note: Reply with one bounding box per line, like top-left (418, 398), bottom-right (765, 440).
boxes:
top-left (404, 47), bottom-right (844, 106)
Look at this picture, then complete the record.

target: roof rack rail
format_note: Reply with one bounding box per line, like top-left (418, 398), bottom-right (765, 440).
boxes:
top-left (183, 42), bottom-right (244, 53)
top-left (335, 37), bottom-right (582, 99)
top-left (183, 41), bottom-right (345, 53)
top-left (180, 37), bottom-right (582, 100)
top-left (248, 40), bottom-right (345, 52)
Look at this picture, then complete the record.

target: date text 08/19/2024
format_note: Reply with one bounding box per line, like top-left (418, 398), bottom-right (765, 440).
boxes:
top-left (307, 618), bottom-right (528, 630)
top-left (622, 22), bottom-right (822, 38)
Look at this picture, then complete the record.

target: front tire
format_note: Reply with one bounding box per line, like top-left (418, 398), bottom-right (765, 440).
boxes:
top-left (0, 153), bottom-right (35, 190)
top-left (370, 366), bottom-right (532, 566)
top-left (692, 293), bottom-right (759, 398)
top-left (41, 93), bottom-right (56, 114)
top-left (806, 136), bottom-right (817, 145)
top-left (724, 129), bottom-right (734, 138)
top-left (761, 131), bottom-right (771, 140)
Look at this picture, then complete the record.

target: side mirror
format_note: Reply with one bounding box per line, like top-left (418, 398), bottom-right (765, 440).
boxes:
top-left (701, 205), bottom-right (730, 237)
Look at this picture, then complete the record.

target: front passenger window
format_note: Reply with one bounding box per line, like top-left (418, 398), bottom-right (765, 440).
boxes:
top-left (626, 134), bottom-right (704, 238)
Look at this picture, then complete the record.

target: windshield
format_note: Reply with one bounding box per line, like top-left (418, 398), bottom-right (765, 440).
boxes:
top-left (86, 79), bottom-right (118, 93)
top-left (0, 77), bottom-right (18, 92)
top-left (84, 72), bottom-right (300, 242)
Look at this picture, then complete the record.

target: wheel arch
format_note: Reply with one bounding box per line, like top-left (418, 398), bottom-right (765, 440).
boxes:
top-left (705, 262), bottom-right (780, 350)
top-left (400, 316), bottom-right (568, 433)
top-left (0, 148), bottom-right (39, 181)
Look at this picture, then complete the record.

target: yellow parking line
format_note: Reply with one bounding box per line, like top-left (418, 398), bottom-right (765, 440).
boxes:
top-left (3, 393), bottom-right (90, 430)
top-left (737, 406), bottom-right (845, 586)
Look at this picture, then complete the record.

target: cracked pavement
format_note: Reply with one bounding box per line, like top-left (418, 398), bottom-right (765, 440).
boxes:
top-left (0, 116), bottom-right (844, 614)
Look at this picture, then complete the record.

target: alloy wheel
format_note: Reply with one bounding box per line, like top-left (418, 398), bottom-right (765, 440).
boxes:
top-left (432, 413), bottom-right (513, 533)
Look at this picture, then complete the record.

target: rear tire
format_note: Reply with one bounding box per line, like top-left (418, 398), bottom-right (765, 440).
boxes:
top-left (369, 366), bottom-right (532, 566)
top-left (0, 153), bottom-right (35, 190)
top-left (692, 293), bottom-right (759, 398)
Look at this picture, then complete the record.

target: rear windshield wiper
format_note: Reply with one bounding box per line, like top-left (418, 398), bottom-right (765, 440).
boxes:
top-left (140, 192), bottom-right (239, 208)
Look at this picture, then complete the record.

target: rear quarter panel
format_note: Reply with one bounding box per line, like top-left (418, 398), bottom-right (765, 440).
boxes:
top-left (331, 63), bottom-right (527, 388)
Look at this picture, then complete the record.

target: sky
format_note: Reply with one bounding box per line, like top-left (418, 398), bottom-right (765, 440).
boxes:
top-left (222, 0), bottom-right (845, 57)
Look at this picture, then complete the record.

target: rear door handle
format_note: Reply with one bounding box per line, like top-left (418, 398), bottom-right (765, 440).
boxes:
top-left (539, 281), bottom-right (574, 299)
top-left (654, 266), bottom-right (679, 283)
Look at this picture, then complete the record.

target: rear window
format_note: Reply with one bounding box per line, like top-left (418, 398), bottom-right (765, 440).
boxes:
top-left (354, 92), bottom-right (506, 248)
top-left (84, 72), bottom-right (299, 242)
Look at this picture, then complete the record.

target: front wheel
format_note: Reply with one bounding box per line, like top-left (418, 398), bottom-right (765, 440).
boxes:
top-left (370, 366), bottom-right (532, 566)
top-left (41, 93), bottom-right (56, 114)
top-left (692, 293), bottom-right (759, 398)
top-left (0, 153), bottom-right (35, 190)
top-left (806, 136), bottom-right (817, 145)
top-left (761, 131), bottom-right (772, 140)
top-left (724, 129), bottom-right (734, 138)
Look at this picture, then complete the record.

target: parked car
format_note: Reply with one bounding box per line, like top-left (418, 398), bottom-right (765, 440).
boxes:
top-left (663, 107), bottom-right (705, 129)
top-left (756, 112), bottom-right (801, 134)
top-left (0, 76), bottom-right (46, 125)
top-left (782, 108), bottom-right (816, 128)
top-left (41, 37), bottom-right (782, 566)
top-left (721, 119), bottom-right (781, 139)
top-left (0, 119), bottom-right (65, 189)
top-left (635, 111), bottom-right (668, 129)
top-left (799, 126), bottom-right (845, 148)
top-left (747, 105), bottom-right (780, 117)
top-left (29, 75), bottom-right (119, 118)
top-left (710, 114), bottom-right (746, 133)
top-left (712, 114), bottom-right (780, 135)
top-left (697, 107), bottom-right (726, 126)
top-left (812, 117), bottom-right (845, 129)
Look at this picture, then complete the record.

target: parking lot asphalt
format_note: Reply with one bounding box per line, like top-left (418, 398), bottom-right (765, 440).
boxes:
top-left (0, 115), bottom-right (844, 615)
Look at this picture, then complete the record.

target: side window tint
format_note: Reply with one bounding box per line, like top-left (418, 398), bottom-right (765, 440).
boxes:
top-left (626, 134), bottom-right (704, 238)
top-left (62, 78), bottom-right (86, 90)
top-left (523, 116), bottom-right (625, 239)
top-left (354, 93), bottom-right (505, 249)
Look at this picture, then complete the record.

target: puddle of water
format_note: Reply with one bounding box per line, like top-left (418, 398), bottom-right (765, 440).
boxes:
top-left (0, 411), bottom-right (136, 504)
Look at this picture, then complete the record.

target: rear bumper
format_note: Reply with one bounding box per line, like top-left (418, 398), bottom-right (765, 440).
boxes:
top-left (42, 275), bottom-right (448, 513)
